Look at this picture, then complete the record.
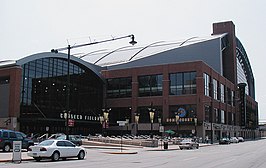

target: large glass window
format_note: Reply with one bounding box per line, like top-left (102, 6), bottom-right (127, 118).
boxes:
top-left (20, 57), bottom-right (103, 119)
top-left (138, 74), bottom-right (162, 97)
top-left (204, 73), bottom-right (210, 96)
top-left (213, 79), bottom-right (218, 100)
top-left (220, 84), bottom-right (225, 103)
top-left (170, 71), bottom-right (196, 95)
top-left (107, 77), bottom-right (132, 98)
top-left (221, 110), bottom-right (225, 124)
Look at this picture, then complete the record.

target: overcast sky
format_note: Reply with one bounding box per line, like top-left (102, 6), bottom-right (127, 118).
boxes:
top-left (1, 0), bottom-right (266, 121)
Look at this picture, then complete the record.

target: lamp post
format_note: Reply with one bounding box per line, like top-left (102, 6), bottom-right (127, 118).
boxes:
top-left (102, 108), bottom-right (111, 137)
top-left (99, 115), bottom-right (104, 136)
top-left (51, 35), bottom-right (137, 139)
top-left (148, 106), bottom-right (156, 139)
top-left (175, 112), bottom-right (180, 137)
top-left (134, 113), bottom-right (140, 136)
top-left (63, 110), bottom-right (71, 140)
top-left (158, 115), bottom-right (162, 149)
top-left (194, 116), bottom-right (197, 138)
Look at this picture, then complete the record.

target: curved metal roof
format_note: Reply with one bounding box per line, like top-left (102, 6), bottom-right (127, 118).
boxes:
top-left (16, 52), bottom-right (104, 80)
top-left (80, 34), bottom-right (226, 67)
top-left (236, 38), bottom-right (255, 99)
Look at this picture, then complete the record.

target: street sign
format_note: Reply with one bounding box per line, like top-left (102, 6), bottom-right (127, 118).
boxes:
top-left (159, 126), bottom-right (164, 133)
top-left (117, 121), bottom-right (127, 126)
top-left (68, 119), bottom-right (75, 127)
top-left (12, 141), bottom-right (22, 163)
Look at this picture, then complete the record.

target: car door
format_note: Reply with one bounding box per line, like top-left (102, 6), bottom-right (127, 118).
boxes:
top-left (56, 141), bottom-right (69, 157)
top-left (9, 131), bottom-right (17, 148)
top-left (64, 141), bottom-right (79, 157)
top-left (15, 132), bottom-right (26, 148)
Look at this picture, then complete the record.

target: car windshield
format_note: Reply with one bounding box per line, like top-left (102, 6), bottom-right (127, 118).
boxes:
top-left (182, 139), bottom-right (192, 142)
top-left (17, 132), bottom-right (27, 138)
top-left (57, 135), bottom-right (66, 140)
top-left (39, 140), bottom-right (54, 146)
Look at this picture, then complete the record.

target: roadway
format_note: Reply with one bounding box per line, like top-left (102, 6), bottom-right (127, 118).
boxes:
top-left (1, 139), bottom-right (266, 168)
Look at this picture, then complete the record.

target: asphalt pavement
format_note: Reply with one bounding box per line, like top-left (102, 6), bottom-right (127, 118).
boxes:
top-left (0, 142), bottom-right (213, 163)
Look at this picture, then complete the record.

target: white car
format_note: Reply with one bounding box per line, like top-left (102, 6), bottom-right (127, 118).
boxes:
top-left (178, 139), bottom-right (199, 150)
top-left (237, 137), bottom-right (244, 142)
top-left (27, 139), bottom-right (86, 161)
top-left (230, 137), bottom-right (239, 143)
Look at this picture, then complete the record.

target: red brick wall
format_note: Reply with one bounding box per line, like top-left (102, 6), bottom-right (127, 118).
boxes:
top-left (0, 66), bottom-right (22, 118)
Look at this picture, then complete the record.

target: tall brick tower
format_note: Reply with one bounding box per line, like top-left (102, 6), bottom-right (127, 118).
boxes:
top-left (212, 21), bottom-right (237, 84)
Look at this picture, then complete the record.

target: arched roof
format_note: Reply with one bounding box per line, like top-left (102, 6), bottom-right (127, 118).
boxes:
top-left (81, 34), bottom-right (226, 67)
top-left (236, 38), bottom-right (255, 99)
top-left (16, 52), bottom-right (104, 80)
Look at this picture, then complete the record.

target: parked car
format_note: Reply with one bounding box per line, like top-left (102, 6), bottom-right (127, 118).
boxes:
top-left (178, 139), bottom-right (199, 150)
top-left (230, 137), bottom-right (239, 143)
top-left (27, 139), bottom-right (86, 161)
top-left (219, 137), bottom-right (231, 144)
top-left (56, 135), bottom-right (82, 146)
top-left (0, 129), bottom-right (34, 152)
top-left (237, 137), bottom-right (245, 142)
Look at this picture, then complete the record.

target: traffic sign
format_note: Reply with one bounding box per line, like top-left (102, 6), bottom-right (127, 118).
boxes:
top-left (117, 121), bottom-right (127, 126)
top-left (68, 119), bottom-right (74, 127)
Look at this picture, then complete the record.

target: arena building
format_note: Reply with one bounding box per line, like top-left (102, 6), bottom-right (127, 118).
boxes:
top-left (0, 21), bottom-right (258, 142)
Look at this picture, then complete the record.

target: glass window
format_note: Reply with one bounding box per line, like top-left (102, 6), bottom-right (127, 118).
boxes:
top-left (205, 105), bottom-right (210, 122)
top-left (213, 79), bottom-right (218, 100)
top-left (169, 71), bottom-right (196, 95)
top-left (56, 141), bottom-right (65, 147)
top-left (220, 84), bottom-right (225, 103)
top-left (20, 57), bottom-right (103, 123)
top-left (204, 73), bottom-right (210, 96)
top-left (221, 110), bottom-right (225, 124)
top-left (10, 132), bottom-right (16, 138)
top-left (64, 141), bottom-right (75, 147)
top-left (107, 77), bottom-right (132, 98)
top-left (138, 74), bottom-right (163, 97)
top-left (16, 133), bottom-right (23, 140)
top-left (3, 132), bottom-right (8, 138)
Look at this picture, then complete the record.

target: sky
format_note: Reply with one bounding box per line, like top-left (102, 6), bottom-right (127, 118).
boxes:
top-left (1, 0), bottom-right (266, 121)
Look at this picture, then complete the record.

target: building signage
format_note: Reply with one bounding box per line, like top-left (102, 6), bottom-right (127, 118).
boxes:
top-left (59, 113), bottom-right (99, 121)
top-left (166, 117), bottom-right (194, 123)
top-left (177, 108), bottom-right (187, 117)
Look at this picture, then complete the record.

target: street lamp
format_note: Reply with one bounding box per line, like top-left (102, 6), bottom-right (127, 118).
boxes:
top-left (63, 110), bottom-right (71, 140)
top-left (99, 115), bottom-right (104, 135)
top-left (175, 112), bottom-right (180, 137)
top-left (134, 113), bottom-right (140, 136)
top-left (102, 108), bottom-right (111, 137)
top-left (148, 105), bottom-right (156, 139)
top-left (51, 35), bottom-right (136, 139)
top-left (194, 116), bottom-right (198, 137)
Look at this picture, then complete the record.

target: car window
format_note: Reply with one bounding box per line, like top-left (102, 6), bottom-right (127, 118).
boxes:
top-left (3, 132), bottom-right (8, 138)
top-left (10, 132), bottom-right (16, 138)
top-left (16, 133), bottom-right (23, 140)
top-left (39, 140), bottom-right (54, 146)
top-left (64, 141), bottom-right (75, 147)
top-left (56, 141), bottom-right (65, 147)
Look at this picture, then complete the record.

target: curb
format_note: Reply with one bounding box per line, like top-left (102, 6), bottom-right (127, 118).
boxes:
top-left (0, 158), bottom-right (34, 163)
top-left (103, 151), bottom-right (138, 154)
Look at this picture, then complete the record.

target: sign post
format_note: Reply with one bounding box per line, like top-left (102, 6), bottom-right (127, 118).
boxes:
top-left (117, 121), bottom-right (127, 152)
top-left (12, 141), bottom-right (22, 163)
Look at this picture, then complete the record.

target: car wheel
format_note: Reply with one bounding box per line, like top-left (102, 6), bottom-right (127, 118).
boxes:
top-left (3, 144), bottom-right (11, 152)
top-left (78, 150), bottom-right (85, 160)
top-left (34, 157), bottom-right (41, 162)
top-left (51, 151), bottom-right (60, 161)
